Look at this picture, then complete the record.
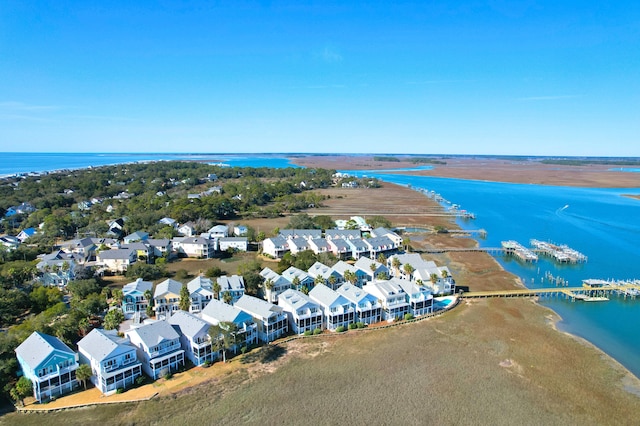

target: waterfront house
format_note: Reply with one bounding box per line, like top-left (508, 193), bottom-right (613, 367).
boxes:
top-left (234, 295), bottom-right (288, 343)
top-left (363, 280), bottom-right (410, 321)
top-left (15, 332), bottom-right (79, 402)
top-left (217, 275), bottom-right (246, 303)
top-left (154, 279), bottom-right (184, 320)
top-left (278, 289), bottom-right (323, 334)
top-left (308, 238), bottom-right (331, 255)
top-left (260, 267), bottom-right (292, 303)
top-left (262, 235), bottom-right (289, 259)
top-left (168, 311), bottom-right (215, 366)
top-left (281, 266), bottom-right (315, 292)
top-left (200, 299), bottom-right (258, 351)
top-left (309, 284), bottom-right (355, 331)
top-left (122, 278), bottom-right (153, 320)
top-left (125, 320), bottom-right (185, 380)
top-left (392, 278), bottom-right (434, 316)
top-left (337, 283), bottom-right (382, 325)
top-left (187, 276), bottom-right (214, 313)
top-left (371, 227), bottom-right (403, 247)
top-left (97, 248), bottom-right (137, 273)
top-left (331, 260), bottom-right (368, 288)
top-left (288, 237), bottom-right (311, 255)
top-left (77, 329), bottom-right (142, 394)
top-left (354, 256), bottom-right (389, 281)
top-left (363, 236), bottom-right (396, 259)
top-left (308, 261), bottom-right (343, 290)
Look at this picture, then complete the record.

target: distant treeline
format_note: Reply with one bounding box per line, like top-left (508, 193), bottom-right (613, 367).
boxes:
top-left (540, 159), bottom-right (640, 166)
top-left (373, 156), bottom-right (446, 165)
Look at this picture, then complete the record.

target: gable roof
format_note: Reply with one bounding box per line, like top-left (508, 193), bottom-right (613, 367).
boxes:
top-left (201, 299), bottom-right (253, 325)
top-left (15, 331), bottom-right (75, 370)
top-left (98, 248), bottom-right (136, 260)
top-left (154, 279), bottom-right (184, 298)
top-left (77, 329), bottom-right (135, 362)
top-left (278, 289), bottom-right (319, 311)
top-left (168, 311), bottom-right (209, 338)
top-left (235, 295), bottom-right (283, 319)
top-left (187, 276), bottom-right (213, 293)
top-left (309, 284), bottom-right (349, 308)
top-left (337, 283), bottom-right (378, 305)
top-left (325, 229), bottom-right (361, 240)
top-left (123, 278), bottom-right (153, 295)
top-left (281, 266), bottom-right (312, 284)
top-left (127, 320), bottom-right (180, 349)
top-left (217, 275), bottom-right (245, 292)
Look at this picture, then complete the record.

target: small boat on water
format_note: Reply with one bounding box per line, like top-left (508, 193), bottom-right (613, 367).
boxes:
top-left (584, 296), bottom-right (609, 302)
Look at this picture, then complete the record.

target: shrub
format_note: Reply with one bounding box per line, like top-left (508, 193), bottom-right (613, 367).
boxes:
top-left (135, 376), bottom-right (146, 386)
top-left (404, 313), bottom-right (414, 321)
top-left (356, 322), bottom-right (366, 329)
top-left (335, 325), bottom-right (346, 333)
top-left (116, 388), bottom-right (124, 394)
top-left (348, 323), bottom-right (357, 330)
top-left (164, 372), bottom-right (173, 380)
top-left (304, 330), bottom-right (313, 336)
top-left (313, 328), bottom-right (322, 335)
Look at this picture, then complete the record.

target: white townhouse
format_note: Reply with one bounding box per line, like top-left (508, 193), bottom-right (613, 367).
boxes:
top-left (177, 222), bottom-right (196, 237)
top-left (260, 267), bottom-right (292, 303)
top-left (200, 299), bottom-right (258, 351)
top-left (309, 284), bottom-right (355, 331)
top-left (77, 329), bottom-right (143, 394)
top-left (125, 320), bottom-right (185, 380)
top-left (154, 279), bottom-right (184, 320)
top-left (281, 266), bottom-right (315, 292)
top-left (337, 283), bottom-right (383, 325)
top-left (363, 280), bottom-right (410, 321)
top-left (207, 225), bottom-right (229, 238)
top-left (15, 332), bottom-right (79, 402)
top-left (168, 311), bottom-right (216, 366)
top-left (325, 229), bottom-right (361, 240)
top-left (390, 253), bottom-right (455, 295)
top-left (172, 236), bottom-right (216, 258)
top-left (354, 256), bottom-right (390, 281)
top-left (308, 237), bottom-right (331, 255)
top-left (187, 276), bottom-right (214, 313)
top-left (278, 289), bottom-right (323, 335)
top-left (287, 237), bottom-right (311, 255)
top-left (262, 236), bottom-right (289, 259)
top-left (327, 238), bottom-right (352, 259)
top-left (347, 237), bottom-right (370, 259)
top-left (308, 261), bottom-right (343, 290)
top-left (280, 229), bottom-right (322, 240)
top-left (392, 278), bottom-right (434, 317)
top-left (218, 237), bottom-right (248, 252)
top-left (371, 227), bottom-right (403, 247)
top-left (146, 238), bottom-right (172, 257)
top-left (122, 278), bottom-right (153, 320)
top-left (331, 260), bottom-right (368, 288)
top-left (217, 275), bottom-right (246, 303)
top-left (364, 236), bottom-right (397, 259)
top-left (234, 295), bottom-right (288, 343)
top-left (97, 248), bottom-right (137, 273)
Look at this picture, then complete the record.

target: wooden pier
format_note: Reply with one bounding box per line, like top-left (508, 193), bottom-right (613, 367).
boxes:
top-left (460, 282), bottom-right (640, 301)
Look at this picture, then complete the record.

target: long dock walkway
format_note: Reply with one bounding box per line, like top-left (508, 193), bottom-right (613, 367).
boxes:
top-left (461, 282), bottom-right (640, 300)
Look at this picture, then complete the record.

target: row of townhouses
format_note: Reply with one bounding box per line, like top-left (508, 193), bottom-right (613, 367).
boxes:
top-left (262, 227), bottom-right (403, 260)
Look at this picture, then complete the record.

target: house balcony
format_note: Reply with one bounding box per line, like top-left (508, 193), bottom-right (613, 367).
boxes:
top-left (148, 344), bottom-right (181, 359)
top-left (102, 358), bottom-right (138, 374)
top-left (36, 364), bottom-right (78, 383)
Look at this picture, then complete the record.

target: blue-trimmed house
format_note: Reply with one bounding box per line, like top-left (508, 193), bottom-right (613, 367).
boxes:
top-left (15, 332), bottom-right (79, 402)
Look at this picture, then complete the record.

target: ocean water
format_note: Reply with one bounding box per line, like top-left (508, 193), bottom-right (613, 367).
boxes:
top-left (0, 152), bottom-right (298, 176)
top-left (346, 171), bottom-right (640, 378)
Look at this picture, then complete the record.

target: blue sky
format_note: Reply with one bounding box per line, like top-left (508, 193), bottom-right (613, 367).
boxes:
top-left (1, 1), bottom-right (638, 156)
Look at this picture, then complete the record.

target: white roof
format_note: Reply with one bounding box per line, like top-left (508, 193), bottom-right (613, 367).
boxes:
top-left (126, 320), bottom-right (180, 349)
top-left (77, 329), bottom-right (135, 363)
top-left (235, 294), bottom-right (283, 320)
top-left (201, 299), bottom-right (253, 326)
top-left (123, 278), bottom-right (153, 295)
top-left (337, 283), bottom-right (378, 305)
top-left (309, 284), bottom-right (349, 308)
top-left (278, 289), bottom-right (319, 312)
top-left (154, 278), bottom-right (184, 298)
top-left (167, 311), bottom-right (209, 339)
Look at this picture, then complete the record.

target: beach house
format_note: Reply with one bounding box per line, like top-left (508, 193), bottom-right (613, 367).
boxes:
top-left (200, 299), bottom-right (258, 351)
top-left (186, 276), bottom-right (214, 313)
top-left (125, 320), bottom-right (185, 380)
top-left (260, 267), bottom-right (292, 303)
top-left (337, 283), bottom-right (382, 325)
top-left (168, 311), bottom-right (215, 366)
top-left (122, 278), bottom-right (153, 320)
top-left (309, 284), bottom-right (355, 331)
top-left (15, 332), bottom-right (79, 402)
top-left (234, 295), bottom-right (288, 343)
top-left (278, 289), bottom-right (323, 334)
top-left (216, 275), bottom-right (246, 303)
top-left (363, 280), bottom-right (410, 321)
top-left (154, 279), bottom-right (184, 320)
top-left (77, 329), bottom-right (142, 394)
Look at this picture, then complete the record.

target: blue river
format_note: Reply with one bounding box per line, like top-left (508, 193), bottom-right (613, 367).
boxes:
top-left (345, 170), bottom-right (640, 378)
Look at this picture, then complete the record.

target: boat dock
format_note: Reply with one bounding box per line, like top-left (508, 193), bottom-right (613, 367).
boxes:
top-left (501, 240), bottom-right (539, 262)
top-left (530, 239), bottom-right (587, 263)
